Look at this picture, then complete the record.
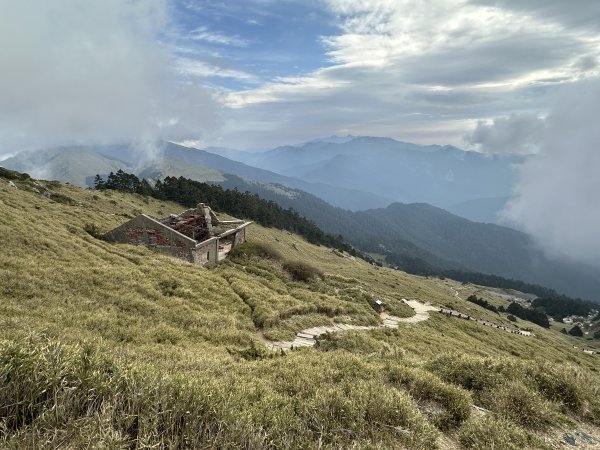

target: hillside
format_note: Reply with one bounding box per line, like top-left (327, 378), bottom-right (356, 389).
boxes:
top-left (1, 143), bottom-right (392, 211)
top-left (0, 147), bottom-right (133, 187)
top-left (1, 172), bottom-right (599, 449)
top-left (192, 177), bottom-right (600, 301)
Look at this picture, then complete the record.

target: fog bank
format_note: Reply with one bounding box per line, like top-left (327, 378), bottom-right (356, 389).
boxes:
top-left (0, 0), bottom-right (219, 158)
top-left (503, 78), bottom-right (600, 269)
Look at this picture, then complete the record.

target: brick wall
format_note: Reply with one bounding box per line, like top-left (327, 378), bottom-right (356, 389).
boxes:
top-left (104, 215), bottom-right (196, 263)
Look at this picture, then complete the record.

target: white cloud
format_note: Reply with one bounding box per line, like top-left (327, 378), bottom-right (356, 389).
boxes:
top-left (215, 0), bottom-right (600, 150)
top-left (187, 26), bottom-right (249, 47)
top-left (0, 0), bottom-right (220, 156)
top-left (502, 78), bottom-right (600, 268)
top-left (177, 57), bottom-right (260, 83)
top-left (466, 113), bottom-right (546, 154)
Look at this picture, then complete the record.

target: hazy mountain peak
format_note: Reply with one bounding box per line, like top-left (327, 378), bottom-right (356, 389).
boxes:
top-left (293, 135), bottom-right (356, 146)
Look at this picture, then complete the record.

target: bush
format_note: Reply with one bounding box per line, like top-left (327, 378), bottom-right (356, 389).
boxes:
top-left (83, 223), bottom-right (103, 239)
top-left (507, 302), bottom-right (550, 328)
top-left (0, 167), bottom-right (30, 180)
top-left (481, 381), bottom-right (554, 429)
top-left (459, 416), bottom-right (540, 450)
top-left (283, 261), bottom-right (324, 282)
top-left (526, 363), bottom-right (584, 412)
top-left (568, 325), bottom-right (584, 337)
top-left (386, 364), bottom-right (472, 430)
top-left (466, 295), bottom-right (498, 313)
top-left (0, 338), bottom-right (440, 449)
top-left (425, 355), bottom-right (503, 394)
top-left (158, 279), bottom-right (180, 297)
top-left (228, 241), bottom-right (282, 261)
top-left (49, 192), bottom-right (78, 205)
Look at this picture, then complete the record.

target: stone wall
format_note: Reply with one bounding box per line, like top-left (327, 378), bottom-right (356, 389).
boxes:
top-left (105, 214), bottom-right (252, 266)
top-left (194, 237), bottom-right (219, 264)
top-left (104, 215), bottom-right (197, 263)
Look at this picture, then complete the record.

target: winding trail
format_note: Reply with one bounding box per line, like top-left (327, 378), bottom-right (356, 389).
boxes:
top-left (450, 286), bottom-right (462, 300)
top-left (262, 299), bottom-right (439, 351)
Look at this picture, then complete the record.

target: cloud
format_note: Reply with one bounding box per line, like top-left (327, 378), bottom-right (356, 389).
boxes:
top-left (502, 78), bottom-right (600, 268)
top-left (466, 113), bottom-right (546, 154)
top-left (214, 0), bottom-right (600, 149)
top-left (177, 57), bottom-right (260, 83)
top-left (0, 0), bottom-right (220, 157)
top-left (187, 26), bottom-right (249, 47)
top-left (471, 0), bottom-right (600, 33)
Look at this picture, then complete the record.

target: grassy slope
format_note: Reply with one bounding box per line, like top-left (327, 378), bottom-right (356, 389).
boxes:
top-left (0, 177), bottom-right (599, 449)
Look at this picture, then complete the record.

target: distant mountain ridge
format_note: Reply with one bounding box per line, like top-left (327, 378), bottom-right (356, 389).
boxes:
top-left (204, 135), bottom-right (523, 222)
top-left (1, 142), bottom-right (392, 211)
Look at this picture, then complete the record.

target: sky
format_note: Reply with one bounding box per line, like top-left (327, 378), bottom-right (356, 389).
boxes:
top-left (1, 0), bottom-right (599, 152)
top-left (167, 0), bottom-right (600, 151)
top-left (1, 0), bottom-right (600, 268)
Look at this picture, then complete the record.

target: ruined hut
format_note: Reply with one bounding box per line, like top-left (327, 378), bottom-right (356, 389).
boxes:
top-left (104, 203), bottom-right (251, 265)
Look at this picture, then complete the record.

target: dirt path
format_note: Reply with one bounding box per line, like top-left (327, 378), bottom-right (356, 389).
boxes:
top-left (449, 286), bottom-right (462, 300)
top-left (262, 299), bottom-right (439, 351)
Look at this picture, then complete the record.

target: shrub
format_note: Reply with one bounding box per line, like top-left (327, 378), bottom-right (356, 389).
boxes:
top-left (228, 241), bottom-right (282, 261)
top-left (481, 381), bottom-right (554, 429)
top-left (466, 295), bottom-right (498, 313)
top-left (83, 223), bottom-right (102, 239)
top-left (158, 279), bottom-right (180, 297)
top-left (458, 416), bottom-right (540, 450)
top-left (507, 302), bottom-right (550, 328)
top-left (568, 325), bottom-right (583, 337)
top-left (0, 167), bottom-right (30, 180)
top-left (386, 364), bottom-right (472, 430)
top-left (283, 261), bottom-right (324, 282)
top-left (526, 363), bottom-right (585, 412)
top-left (426, 355), bottom-right (503, 394)
top-left (0, 338), bottom-right (441, 449)
top-left (50, 192), bottom-right (78, 205)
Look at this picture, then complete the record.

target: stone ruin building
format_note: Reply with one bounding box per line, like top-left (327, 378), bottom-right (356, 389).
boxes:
top-left (104, 203), bottom-right (252, 265)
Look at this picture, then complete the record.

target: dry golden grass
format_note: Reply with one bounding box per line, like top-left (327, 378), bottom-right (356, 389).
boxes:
top-left (0, 176), bottom-right (599, 449)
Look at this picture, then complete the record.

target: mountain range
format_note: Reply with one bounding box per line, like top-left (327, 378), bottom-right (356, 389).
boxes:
top-left (2, 137), bottom-right (599, 300)
top-left (205, 136), bottom-right (522, 222)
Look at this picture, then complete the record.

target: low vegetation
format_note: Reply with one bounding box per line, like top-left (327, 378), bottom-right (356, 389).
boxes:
top-left (532, 296), bottom-right (597, 319)
top-left (466, 294), bottom-right (499, 313)
top-left (282, 260), bottom-right (324, 282)
top-left (1, 173), bottom-right (599, 448)
top-left (507, 302), bottom-right (550, 328)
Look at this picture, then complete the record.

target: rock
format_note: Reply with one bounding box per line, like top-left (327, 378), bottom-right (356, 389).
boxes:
top-left (574, 431), bottom-right (595, 444)
top-left (7, 181), bottom-right (17, 189)
top-left (564, 434), bottom-right (577, 446)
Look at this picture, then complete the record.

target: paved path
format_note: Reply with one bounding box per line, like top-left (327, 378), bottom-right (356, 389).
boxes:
top-left (262, 299), bottom-right (439, 351)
